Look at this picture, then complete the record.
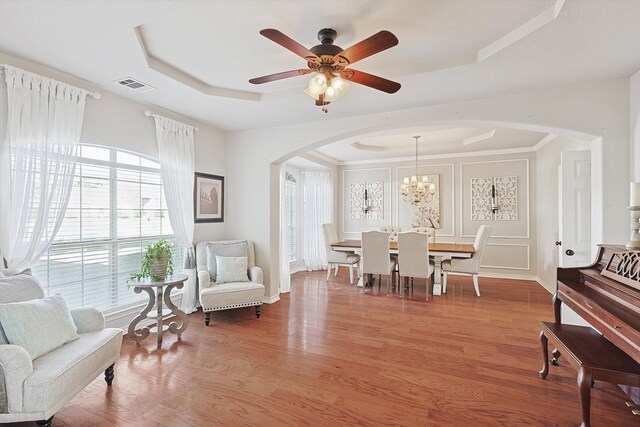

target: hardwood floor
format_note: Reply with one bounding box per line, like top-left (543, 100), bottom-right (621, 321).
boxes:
top-left (10, 271), bottom-right (639, 426)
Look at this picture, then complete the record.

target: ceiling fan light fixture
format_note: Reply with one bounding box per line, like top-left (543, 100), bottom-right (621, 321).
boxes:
top-left (250, 28), bottom-right (400, 112)
top-left (304, 72), bottom-right (349, 102)
top-left (325, 79), bottom-right (349, 102)
top-left (307, 73), bottom-right (327, 96)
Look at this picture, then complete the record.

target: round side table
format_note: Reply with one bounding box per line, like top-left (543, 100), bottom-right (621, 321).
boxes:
top-left (127, 274), bottom-right (190, 349)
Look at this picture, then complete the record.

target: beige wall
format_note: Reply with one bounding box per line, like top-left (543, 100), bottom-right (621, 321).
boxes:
top-left (339, 152), bottom-right (536, 279)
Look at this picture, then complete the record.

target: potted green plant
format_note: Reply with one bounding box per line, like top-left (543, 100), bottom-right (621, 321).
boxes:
top-left (130, 239), bottom-right (174, 281)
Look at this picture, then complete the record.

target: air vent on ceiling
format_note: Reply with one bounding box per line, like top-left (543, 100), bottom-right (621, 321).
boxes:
top-left (114, 77), bottom-right (156, 93)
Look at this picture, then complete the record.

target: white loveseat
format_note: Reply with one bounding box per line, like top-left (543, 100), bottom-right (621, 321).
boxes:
top-left (0, 270), bottom-right (122, 427)
top-left (196, 240), bottom-right (265, 326)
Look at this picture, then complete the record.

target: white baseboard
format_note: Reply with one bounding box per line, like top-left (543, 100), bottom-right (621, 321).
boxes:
top-left (290, 266), bottom-right (306, 274)
top-left (456, 271), bottom-right (554, 294)
top-left (480, 272), bottom-right (538, 281)
top-left (263, 294), bottom-right (280, 304)
top-left (535, 277), bottom-right (555, 294)
top-left (450, 271), bottom-right (538, 281)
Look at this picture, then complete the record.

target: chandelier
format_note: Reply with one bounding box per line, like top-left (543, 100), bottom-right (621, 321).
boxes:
top-left (400, 135), bottom-right (435, 205)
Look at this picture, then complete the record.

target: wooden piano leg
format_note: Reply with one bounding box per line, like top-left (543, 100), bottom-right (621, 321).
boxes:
top-left (539, 330), bottom-right (549, 379)
top-left (577, 367), bottom-right (593, 427)
top-left (551, 348), bottom-right (561, 366)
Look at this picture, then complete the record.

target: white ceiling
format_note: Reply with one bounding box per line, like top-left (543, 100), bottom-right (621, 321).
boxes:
top-left (314, 126), bottom-right (549, 163)
top-left (0, 0), bottom-right (639, 135)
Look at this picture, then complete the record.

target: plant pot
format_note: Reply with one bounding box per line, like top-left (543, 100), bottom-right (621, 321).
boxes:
top-left (150, 253), bottom-right (169, 280)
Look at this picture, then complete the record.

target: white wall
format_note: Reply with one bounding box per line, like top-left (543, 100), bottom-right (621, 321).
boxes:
top-left (632, 70), bottom-right (640, 180)
top-left (0, 53), bottom-right (227, 328)
top-left (0, 53), bottom-right (227, 245)
top-left (1, 52), bottom-right (635, 315)
top-left (225, 79), bottom-right (630, 300)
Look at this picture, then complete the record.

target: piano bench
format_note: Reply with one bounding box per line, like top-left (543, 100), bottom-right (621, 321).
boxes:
top-left (539, 321), bottom-right (640, 427)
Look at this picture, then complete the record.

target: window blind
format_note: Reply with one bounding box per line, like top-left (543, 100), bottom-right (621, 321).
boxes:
top-left (32, 145), bottom-right (183, 313)
top-left (285, 180), bottom-right (297, 261)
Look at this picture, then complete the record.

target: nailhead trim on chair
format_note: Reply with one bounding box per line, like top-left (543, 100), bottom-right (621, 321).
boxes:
top-left (203, 301), bottom-right (263, 312)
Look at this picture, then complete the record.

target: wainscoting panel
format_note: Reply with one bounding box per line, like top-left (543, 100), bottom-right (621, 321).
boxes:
top-left (482, 243), bottom-right (530, 270)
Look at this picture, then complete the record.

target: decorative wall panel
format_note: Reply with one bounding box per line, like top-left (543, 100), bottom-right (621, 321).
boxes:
top-left (471, 176), bottom-right (518, 221)
top-left (494, 176), bottom-right (518, 221)
top-left (350, 182), bottom-right (384, 219)
top-left (471, 177), bottom-right (493, 220)
top-left (408, 174), bottom-right (441, 228)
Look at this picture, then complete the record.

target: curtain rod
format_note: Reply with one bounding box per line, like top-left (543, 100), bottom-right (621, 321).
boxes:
top-left (144, 110), bottom-right (199, 131)
top-left (0, 64), bottom-right (101, 100)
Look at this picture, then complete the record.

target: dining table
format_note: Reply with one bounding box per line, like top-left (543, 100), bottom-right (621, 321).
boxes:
top-left (331, 240), bottom-right (475, 296)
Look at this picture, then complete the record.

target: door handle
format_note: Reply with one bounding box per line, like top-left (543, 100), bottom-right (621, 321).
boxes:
top-left (555, 241), bottom-right (562, 246)
top-left (565, 249), bottom-right (575, 256)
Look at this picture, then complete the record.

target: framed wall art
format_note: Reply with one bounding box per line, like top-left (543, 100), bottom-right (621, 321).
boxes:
top-left (194, 172), bottom-right (224, 223)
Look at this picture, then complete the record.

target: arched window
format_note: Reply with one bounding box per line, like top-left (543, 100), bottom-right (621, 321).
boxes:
top-left (32, 145), bottom-right (182, 311)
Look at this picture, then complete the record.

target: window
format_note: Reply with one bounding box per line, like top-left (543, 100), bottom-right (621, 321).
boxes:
top-left (32, 145), bottom-right (182, 312)
top-left (285, 173), bottom-right (297, 262)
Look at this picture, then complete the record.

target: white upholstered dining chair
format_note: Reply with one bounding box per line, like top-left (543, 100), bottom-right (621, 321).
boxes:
top-left (361, 231), bottom-right (396, 293)
top-left (442, 225), bottom-right (491, 296)
top-left (397, 232), bottom-right (435, 300)
top-left (322, 223), bottom-right (360, 285)
top-left (412, 227), bottom-right (436, 243)
top-left (380, 226), bottom-right (402, 242)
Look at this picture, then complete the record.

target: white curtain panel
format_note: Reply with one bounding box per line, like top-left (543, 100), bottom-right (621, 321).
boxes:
top-left (279, 165), bottom-right (291, 293)
top-left (302, 170), bottom-right (332, 271)
top-left (153, 114), bottom-right (197, 314)
top-left (0, 65), bottom-right (88, 270)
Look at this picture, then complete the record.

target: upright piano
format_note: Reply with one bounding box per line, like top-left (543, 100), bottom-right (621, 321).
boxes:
top-left (539, 244), bottom-right (640, 427)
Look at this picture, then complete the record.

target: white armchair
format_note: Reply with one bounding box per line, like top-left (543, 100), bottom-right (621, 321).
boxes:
top-left (0, 270), bottom-right (122, 427)
top-left (196, 240), bottom-right (265, 326)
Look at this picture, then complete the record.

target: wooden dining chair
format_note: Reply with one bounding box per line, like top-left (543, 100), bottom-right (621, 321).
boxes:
top-left (442, 225), bottom-right (491, 296)
top-left (361, 231), bottom-right (396, 294)
top-left (397, 232), bottom-right (435, 300)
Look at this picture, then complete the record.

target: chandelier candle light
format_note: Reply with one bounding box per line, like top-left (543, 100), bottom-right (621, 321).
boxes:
top-left (627, 182), bottom-right (640, 249)
top-left (400, 135), bottom-right (435, 205)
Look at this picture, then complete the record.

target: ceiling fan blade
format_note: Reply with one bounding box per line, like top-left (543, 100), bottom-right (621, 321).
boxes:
top-left (333, 30), bottom-right (398, 66)
top-left (249, 69), bottom-right (311, 84)
top-left (260, 29), bottom-right (319, 60)
top-left (342, 69), bottom-right (401, 94)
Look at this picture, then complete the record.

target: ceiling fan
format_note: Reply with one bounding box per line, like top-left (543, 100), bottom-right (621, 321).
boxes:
top-left (249, 28), bottom-right (401, 112)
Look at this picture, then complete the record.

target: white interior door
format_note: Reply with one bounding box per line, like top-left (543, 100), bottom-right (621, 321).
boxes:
top-left (558, 151), bottom-right (591, 267)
